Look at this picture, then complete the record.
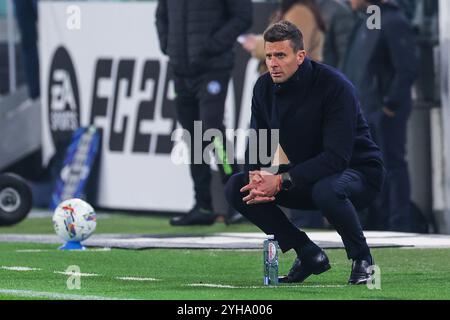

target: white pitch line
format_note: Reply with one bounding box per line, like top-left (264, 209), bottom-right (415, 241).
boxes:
top-left (15, 248), bottom-right (112, 253)
top-left (1, 266), bottom-right (42, 272)
top-left (186, 283), bottom-right (346, 289)
top-left (115, 277), bottom-right (160, 282)
top-left (187, 283), bottom-right (238, 289)
top-left (0, 289), bottom-right (123, 300)
top-left (245, 284), bottom-right (346, 289)
top-left (88, 248), bottom-right (112, 252)
top-left (53, 271), bottom-right (99, 277)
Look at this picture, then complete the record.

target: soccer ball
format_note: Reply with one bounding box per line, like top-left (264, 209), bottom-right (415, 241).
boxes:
top-left (52, 198), bottom-right (97, 242)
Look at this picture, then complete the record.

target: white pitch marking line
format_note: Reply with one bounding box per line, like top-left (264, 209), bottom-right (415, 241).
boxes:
top-left (187, 283), bottom-right (238, 288)
top-left (246, 284), bottom-right (346, 289)
top-left (53, 271), bottom-right (99, 277)
top-left (115, 277), bottom-right (160, 281)
top-left (1, 266), bottom-right (42, 272)
top-left (15, 248), bottom-right (112, 253)
top-left (186, 283), bottom-right (346, 289)
top-left (0, 289), bottom-right (125, 300)
top-left (88, 248), bottom-right (112, 252)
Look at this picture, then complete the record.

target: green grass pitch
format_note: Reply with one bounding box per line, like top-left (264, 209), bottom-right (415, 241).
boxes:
top-left (0, 214), bottom-right (449, 300)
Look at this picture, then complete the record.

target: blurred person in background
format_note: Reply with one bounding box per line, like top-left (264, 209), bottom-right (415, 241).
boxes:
top-left (241, 0), bottom-right (326, 74)
top-left (342, 0), bottom-right (417, 231)
top-left (13, 0), bottom-right (40, 100)
top-left (155, 0), bottom-right (252, 226)
top-left (4, 0), bottom-right (45, 199)
top-left (393, 0), bottom-right (417, 22)
top-left (317, 0), bottom-right (356, 69)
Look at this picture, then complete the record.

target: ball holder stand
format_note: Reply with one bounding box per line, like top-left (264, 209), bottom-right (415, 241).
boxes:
top-left (59, 241), bottom-right (86, 250)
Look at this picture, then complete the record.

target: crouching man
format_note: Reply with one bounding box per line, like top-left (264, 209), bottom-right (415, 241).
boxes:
top-left (225, 21), bottom-right (385, 284)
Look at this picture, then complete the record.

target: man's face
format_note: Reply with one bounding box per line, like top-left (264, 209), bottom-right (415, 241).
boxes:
top-left (350, 0), bottom-right (368, 11)
top-left (265, 40), bottom-right (306, 84)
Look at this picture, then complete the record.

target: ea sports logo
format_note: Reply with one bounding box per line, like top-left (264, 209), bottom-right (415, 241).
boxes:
top-left (47, 46), bottom-right (80, 145)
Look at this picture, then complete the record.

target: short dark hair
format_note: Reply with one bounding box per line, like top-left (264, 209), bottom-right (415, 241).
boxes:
top-left (263, 20), bottom-right (304, 52)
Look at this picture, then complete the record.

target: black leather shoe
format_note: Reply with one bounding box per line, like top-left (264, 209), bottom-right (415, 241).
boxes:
top-left (348, 258), bottom-right (373, 285)
top-left (279, 250), bottom-right (331, 283)
top-left (170, 205), bottom-right (216, 226)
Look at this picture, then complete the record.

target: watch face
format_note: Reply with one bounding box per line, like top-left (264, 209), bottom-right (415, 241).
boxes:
top-left (282, 181), bottom-right (291, 190)
top-left (282, 173), bottom-right (292, 190)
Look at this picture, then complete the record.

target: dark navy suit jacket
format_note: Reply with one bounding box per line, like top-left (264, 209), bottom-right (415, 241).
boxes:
top-left (246, 58), bottom-right (385, 191)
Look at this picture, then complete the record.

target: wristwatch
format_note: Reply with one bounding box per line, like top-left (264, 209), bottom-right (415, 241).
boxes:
top-left (280, 172), bottom-right (294, 191)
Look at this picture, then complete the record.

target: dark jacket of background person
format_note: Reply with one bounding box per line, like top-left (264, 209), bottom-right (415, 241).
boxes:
top-left (393, 0), bottom-right (417, 22)
top-left (342, 2), bottom-right (417, 115)
top-left (155, 0), bottom-right (252, 77)
top-left (245, 58), bottom-right (384, 192)
top-left (13, 0), bottom-right (40, 99)
top-left (342, 1), bottom-right (417, 232)
top-left (317, 0), bottom-right (356, 69)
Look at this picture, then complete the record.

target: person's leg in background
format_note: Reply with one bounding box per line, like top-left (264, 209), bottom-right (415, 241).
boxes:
top-left (197, 70), bottom-right (242, 224)
top-left (170, 75), bottom-right (217, 226)
top-left (379, 108), bottom-right (412, 232)
top-left (366, 108), bottom-right (412, 232)
top-left (13, 0), bottom-right (40, 99)
top-left (197, 70), bottom-right (239, 183)
top-left (364, 110), bottom-right (390, 230)
top-left (7, 0), bottom-right (43, 206)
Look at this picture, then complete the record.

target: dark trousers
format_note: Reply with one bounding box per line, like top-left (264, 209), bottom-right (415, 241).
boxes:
top-left (174, 69), bottom-right (237, 208)
top-left (225, 169), bottom-right (380, 260)
top-left (366, 108), bottom-right (411, 231)
top-left (13, 0), bottom-right (40, 99)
